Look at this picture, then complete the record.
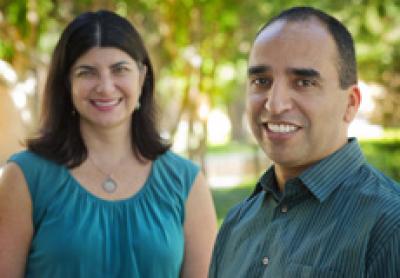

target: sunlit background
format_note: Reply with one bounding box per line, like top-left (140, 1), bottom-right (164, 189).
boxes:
top-left (1, 1), bottom-right (400, 211)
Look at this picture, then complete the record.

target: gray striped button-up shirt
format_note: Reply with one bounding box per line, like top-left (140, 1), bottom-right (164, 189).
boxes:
top-left (210, 138), bottom-right (400, 278)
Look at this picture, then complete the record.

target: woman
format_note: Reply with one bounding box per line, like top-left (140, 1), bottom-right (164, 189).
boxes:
top-left (0, 10), bottom-right (217, 277)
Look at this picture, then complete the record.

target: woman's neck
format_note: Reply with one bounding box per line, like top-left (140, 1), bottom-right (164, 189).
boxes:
top-left (80, 123), bottom-right (133, 163)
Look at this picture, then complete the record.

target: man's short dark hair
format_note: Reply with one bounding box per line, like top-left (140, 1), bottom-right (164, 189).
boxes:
top-left (257, 6), bottom-right (357, 89)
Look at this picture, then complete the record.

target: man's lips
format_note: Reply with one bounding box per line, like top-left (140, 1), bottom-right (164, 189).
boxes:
top-left (264, 122), bottom-right (300, 133)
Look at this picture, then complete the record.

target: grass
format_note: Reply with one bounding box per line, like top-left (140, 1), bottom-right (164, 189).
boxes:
top-left (382, 128), bottom-right (400, 139)
top-left (211, 180), bottom-right (255, 225)
top-left (207, 141), bottom-right (256, 155)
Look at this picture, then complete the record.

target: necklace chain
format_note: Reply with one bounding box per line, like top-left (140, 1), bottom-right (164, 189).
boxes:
top-left (88, 155), bottom-right (124, 193)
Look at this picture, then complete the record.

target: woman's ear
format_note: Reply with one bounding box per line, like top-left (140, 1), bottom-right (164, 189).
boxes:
top-left (343, 84), bottom-right (361, 123)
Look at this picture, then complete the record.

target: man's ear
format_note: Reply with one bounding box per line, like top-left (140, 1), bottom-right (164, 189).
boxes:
top-left (343, 84), bottom-right (361, 123)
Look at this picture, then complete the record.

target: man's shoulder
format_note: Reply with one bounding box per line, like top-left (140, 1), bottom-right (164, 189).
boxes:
top-left (365, 179), bottom-right (400, 264)
top-left (358, 163), bottom-right (400, 201)
top-left (365, 163), bottom-right (399, 188)
top-left (356, 164), bottom-right (400, 238)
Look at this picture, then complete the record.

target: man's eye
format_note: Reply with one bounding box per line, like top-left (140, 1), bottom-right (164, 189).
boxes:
top-left (296, 79), bottom-right (315, 87)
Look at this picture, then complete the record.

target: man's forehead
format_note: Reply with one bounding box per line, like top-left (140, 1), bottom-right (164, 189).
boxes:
top-left (254, 20), bottom-right (287, 43)
top-left (254, 18), bottom-right (330, 45)
top-left (249, 18), bottom-right (336, 68)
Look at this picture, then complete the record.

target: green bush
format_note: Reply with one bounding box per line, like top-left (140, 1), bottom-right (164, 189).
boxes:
top-left (360, 138), bottom-right (400, 182)
top-left (211, 181), bottom-right (254, 225)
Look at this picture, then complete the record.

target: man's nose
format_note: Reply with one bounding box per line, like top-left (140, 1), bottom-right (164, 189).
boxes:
top-left (264, 80), bottom-right (292, 114)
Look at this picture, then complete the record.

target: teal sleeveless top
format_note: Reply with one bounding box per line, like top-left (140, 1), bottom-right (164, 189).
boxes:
top-left (9, 150), bottom-right (199, 278)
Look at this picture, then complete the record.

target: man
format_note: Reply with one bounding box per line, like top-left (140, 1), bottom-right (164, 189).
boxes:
top-left (209, 6), bottom-right (400, 278)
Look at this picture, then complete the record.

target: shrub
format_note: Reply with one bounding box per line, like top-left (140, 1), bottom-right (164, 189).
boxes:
top-left (360, 138), bottom-right (400, 182)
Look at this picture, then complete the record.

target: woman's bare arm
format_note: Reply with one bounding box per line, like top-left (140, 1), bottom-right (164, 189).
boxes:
top-left (180, 172), bottom-right (217, 278)
top-left (0, 163), bottom-right (33, 278)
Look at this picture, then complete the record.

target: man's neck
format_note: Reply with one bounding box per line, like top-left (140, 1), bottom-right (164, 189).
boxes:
top-left (274, 164), bottom-right (308, 192)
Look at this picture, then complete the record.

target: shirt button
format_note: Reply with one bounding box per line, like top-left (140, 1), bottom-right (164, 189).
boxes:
top-left (281, 205), bottom-right (288, 213)
top-left (262, 256), bottom-right (269, 266)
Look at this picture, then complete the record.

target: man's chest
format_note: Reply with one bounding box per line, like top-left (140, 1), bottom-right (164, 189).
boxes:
top-left (218, 198), bottom-right (371, 278)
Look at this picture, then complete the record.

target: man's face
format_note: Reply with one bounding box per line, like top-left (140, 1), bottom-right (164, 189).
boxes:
top-left (246, 19), bottom-right (359, 178)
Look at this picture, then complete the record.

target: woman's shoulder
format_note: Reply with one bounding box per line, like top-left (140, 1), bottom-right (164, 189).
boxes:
top-left (8, 149), bottom-right (56, 165)
top-left (7, 150), bottom-right (66, 192)
top-left (9, 149), bottom-right (42, 161)
top-left (156, 150), bottom-right (200, 173)
top-left (152, 151), bottom-right (200, 195)
top-left (8, 150), bottom-right (58, 174)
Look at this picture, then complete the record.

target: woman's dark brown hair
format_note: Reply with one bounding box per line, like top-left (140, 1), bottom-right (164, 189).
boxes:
top-left (28, 10), bottom-right (170, 168)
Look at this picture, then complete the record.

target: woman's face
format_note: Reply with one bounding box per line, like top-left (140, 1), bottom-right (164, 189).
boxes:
top-left (70, 47), bottom-right (146, 131)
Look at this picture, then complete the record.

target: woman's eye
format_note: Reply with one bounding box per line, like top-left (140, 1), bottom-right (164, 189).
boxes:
top-left (113, 66), bottom-right (129, 74)
top-left (75, 70), bottom-right (95, 78)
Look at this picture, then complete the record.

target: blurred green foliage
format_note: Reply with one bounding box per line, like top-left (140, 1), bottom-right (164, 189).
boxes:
top-left (360, 138), bottom-right (400, 181)
top-left (1, 0), bottom-right (400, 163)
top-left (1, 0), bottom-right (400, 128)
top-left (211, 180), bottom-right (254, 225)
top-left (207, 141), bottom-right (256, 155)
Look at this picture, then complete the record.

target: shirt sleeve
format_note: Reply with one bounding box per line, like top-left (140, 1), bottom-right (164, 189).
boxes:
top-left (367, 229), bottom-right (400, 277)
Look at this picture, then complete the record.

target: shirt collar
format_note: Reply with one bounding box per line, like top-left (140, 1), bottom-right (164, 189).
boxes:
top-left (249, 166), bottom-right (277, 200)
top-left (250, 138), bottom-right (365, 203)
top-left (298, 137), bottom-right (365, 202)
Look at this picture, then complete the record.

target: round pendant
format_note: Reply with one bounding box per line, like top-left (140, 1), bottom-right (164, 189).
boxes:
top-left (102, 177), bottom-right (117, 193)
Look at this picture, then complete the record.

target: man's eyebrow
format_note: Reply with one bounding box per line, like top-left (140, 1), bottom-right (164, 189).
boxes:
top-left (288, 68), bottom-right (321, 79)
top-left (248, 65), bottom-right (271, 75)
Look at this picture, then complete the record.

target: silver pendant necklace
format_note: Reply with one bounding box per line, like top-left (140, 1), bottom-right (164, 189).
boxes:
top-left (101, 176), bottom-right (118, 193)
top-left (88, 156), bottom-right (121, 193)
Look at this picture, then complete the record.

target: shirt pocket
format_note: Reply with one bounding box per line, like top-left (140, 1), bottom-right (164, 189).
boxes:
top-left (284, 264), bottom-right (344, 278)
